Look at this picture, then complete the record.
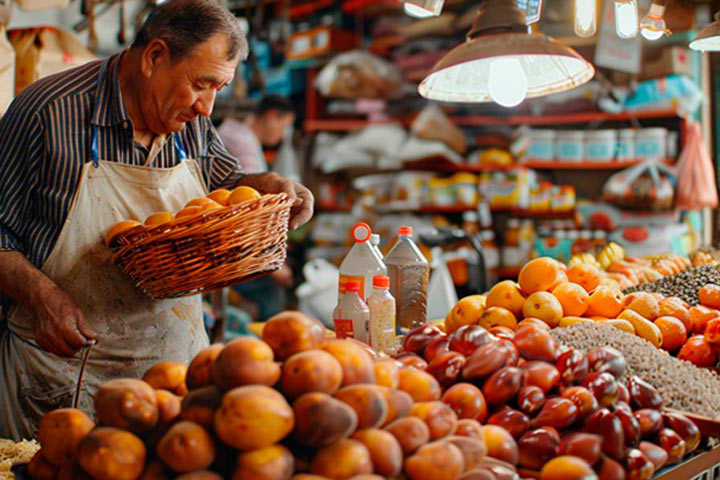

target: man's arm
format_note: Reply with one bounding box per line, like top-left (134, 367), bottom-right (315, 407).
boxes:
top-left (0, 251), bottom-right (94, 356)
top-left (0, 97), bottom-right (94, 357)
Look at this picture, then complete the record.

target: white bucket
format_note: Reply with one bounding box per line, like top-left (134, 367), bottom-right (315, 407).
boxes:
top-left (585, 130), bottom-right (617, 162)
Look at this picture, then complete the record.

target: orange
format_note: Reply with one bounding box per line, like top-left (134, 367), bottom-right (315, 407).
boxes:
top-left (144, 212), bottom-right (174, 226)
top-left (658, 297), bottom-right (692, 333)
top-left (175, 206), bottom-right (205, 219)
top-left (566, 264), bottom-right (601, 293)
top-left (229, 186), bottom-right (262, 205)
top-left (622, 292), bottom-right (660, 321)
top-left (689, 305), bottom-right (720, 334)
top-left (447, 296), bottom-right (486, 333)
top-left (699, 284), bottom-right (720, 309)
top-left (551, 282), bottom-right (590, 317)
top-left (654, 316), bottom-right (687, 352)
top-left (207, 188), bottom-right (232, 206)
top-left (478, 306), bottom-right (518, 330)
top-left (185, 197), bottom-right (215, 208)
top-left (585, 286), bottom-right (624, 318)
top-left (485, 281), bottom-right (525, 319)
top-left (522, 291), bottom-right (563, 328)
top-left (518, 257), bottom-right (561, 295)
top-left (104, 221), bottom-right (142, 245)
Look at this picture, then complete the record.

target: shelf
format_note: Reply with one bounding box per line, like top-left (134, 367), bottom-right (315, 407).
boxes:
top-left (377, 204), bottom-right (576, 218)
top-left (450, 108), bottom-right (684, 127)
top-left (522, 160), bottom-right (675, 170)
top-left (304, 108), bottom-right (684, 133)
top-left (403, 159), bottom-right (520, 172)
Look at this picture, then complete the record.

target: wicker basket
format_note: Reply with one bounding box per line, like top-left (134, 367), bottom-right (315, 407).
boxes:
top-left (108, 193), bottom-right (293, 299)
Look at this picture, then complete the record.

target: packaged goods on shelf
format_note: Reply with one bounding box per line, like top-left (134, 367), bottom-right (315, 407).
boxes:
top-left (555, 130), bottom-right (585, 162)
top-left (624, 74), bottom-right (702, 114)
top-left (478, 169), bottom-right (532, 209)
top-left (585, 130), bottom-right (617, 162)
top-left (602, 160), bottom-right (676, 211)
top-left (315, 50), bottom-right (404, 99)
top-left (411, 103), bottom-right (467, 154)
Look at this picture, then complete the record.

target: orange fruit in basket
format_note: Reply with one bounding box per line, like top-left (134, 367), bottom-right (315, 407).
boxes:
top-left (185, 197), bottom-right (222, 210)
top-left (654, 316), bottom-right (687, 352)
top-left (144, 212), bottom-right (174, 226)
top-left (485, 280), bottom-right (525, 319)
top-left (567, 264), bottom-right (601, 293)
top-left (206, 188), bottom-right (232, 206)
top-left (586, 286), bottom-right (624, 318)
top-left (176, 206), bottom-right (205, 219)
top-left (552, 282), bottom-right (590, 317)
top-left (104, 220), bottom-right (142, 245)
top-left (518, 257), bottom-right (561, 294)
top-left (229, 186), bottom-right (262, 205)
top-left (699, 284), bottom-right (720, 309)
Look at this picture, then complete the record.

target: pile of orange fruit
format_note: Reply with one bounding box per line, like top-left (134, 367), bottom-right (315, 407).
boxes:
top-left (443, 257), bottom-right (720, 369)
top-left (103, 186), bottom-right (262, 245)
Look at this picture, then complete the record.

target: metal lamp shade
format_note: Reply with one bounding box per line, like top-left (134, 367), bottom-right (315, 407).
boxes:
top-left (418, 32), bottom-right (595, 103)
top-left (690, 18), bottom-right (720, 51)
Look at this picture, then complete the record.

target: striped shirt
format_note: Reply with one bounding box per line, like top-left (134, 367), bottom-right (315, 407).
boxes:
top-left (0, 52), bottom-right (243, 319)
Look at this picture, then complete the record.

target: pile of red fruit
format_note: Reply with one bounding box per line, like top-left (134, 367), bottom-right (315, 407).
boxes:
top-left (397, 321), bottom-right (703, 479)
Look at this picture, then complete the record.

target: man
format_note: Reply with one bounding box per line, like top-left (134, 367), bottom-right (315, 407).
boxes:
top-left (0, 0), bottom-right (313, 439)
top-left (217, 94), bottom-right (295, 174)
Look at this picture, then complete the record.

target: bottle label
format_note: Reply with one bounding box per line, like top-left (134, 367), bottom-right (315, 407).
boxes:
top-left (334, 318), bottom-right (354, 339)
top-left (338, 275), bottom-right (366, 300)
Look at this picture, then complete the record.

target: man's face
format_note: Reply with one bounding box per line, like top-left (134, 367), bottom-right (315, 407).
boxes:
top-left (140, 34), bottom-right (238, 134)
top-left (257, 111), bottom-right (295, 147)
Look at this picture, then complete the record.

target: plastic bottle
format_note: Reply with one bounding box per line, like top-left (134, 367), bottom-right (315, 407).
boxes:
top-left (367, 275), bottom-right (396, 354)
top-left (333, 281), bottom-right (370, 342)
top-left (384, 226), bottom-right (429, 332)
top-left (338, 223), bottom-right (387, 301)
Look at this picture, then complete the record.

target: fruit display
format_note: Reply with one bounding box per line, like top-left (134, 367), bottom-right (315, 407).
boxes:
top-left (398, 319), bottom-right (705, 479)
top-left (103, 185), bottom-right (263, 245)
top-left (446, 256), bottom-right (720, 371)
top-left (24, 306), bottom-right (708, 480)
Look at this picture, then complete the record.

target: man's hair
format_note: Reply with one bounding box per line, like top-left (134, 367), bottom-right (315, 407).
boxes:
top-left (132, 0), bottom-right (248, 61)
top-left (256, 95), bottom-right (295, 117)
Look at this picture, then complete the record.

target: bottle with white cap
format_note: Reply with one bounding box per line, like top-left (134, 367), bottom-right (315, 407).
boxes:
top-left (370, 233), bottom-right (384, 260)
top-left (338, 222), bottom-right (387, 301)
top-left (332, 281), bottom-right (370, 342)
top-left (384, 226), bottom-right (429, 332)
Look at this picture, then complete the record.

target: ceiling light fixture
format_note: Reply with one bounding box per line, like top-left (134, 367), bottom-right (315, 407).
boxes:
top-left (614, 0), bottom-right (639, 39)
top-left (690, 11), bottom-right (720, 51)
top-left (418, 0), bottom-right (595, 107)
top-left (401, 0), bottom-right (444, 18)
top-left (640, 0), bottom-right (669, 41)
top-left (574, 0), bottom-right (597, 38)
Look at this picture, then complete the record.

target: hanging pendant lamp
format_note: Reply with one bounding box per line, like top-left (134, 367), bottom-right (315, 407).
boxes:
top-left (690, 12), bottom-right (720, 51)
top-left (418, 0), bottom-right (595, 106)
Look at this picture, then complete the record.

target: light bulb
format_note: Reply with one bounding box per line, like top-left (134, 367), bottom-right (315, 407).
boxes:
top-left (614, 0), bottom-right (639, 39)
top-left (639, 3), bottom-right (667, 41)
top-left (404, 3), bottom-right (434, 18)
top-left (574, 0), bottom-right (597, 38)
top-left (488, 57), bottom-right (528, 108)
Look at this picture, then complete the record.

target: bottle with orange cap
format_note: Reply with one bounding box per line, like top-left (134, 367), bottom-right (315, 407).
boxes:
top-left (367, 275), bottom-right (396, 354)
top-left (338, 222), bottom-right (387, 302)
top-left (332, 281), bottom-right (370, 342)
top-left (384, 226), bottom-right (429, 332)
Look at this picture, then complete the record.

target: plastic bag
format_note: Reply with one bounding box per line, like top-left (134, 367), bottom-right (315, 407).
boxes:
top-left (675, 121), bottom-right (718, 210)
top-left (315, 50), bottom-right (403, 100)
top-left (602, 159), bottom-right (676, 210)
top-left (411, 103), bottom-right (467, 154)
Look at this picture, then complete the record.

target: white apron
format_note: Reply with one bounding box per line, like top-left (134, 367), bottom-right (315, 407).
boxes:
top-left (0, 59), bottom-right (209, 440)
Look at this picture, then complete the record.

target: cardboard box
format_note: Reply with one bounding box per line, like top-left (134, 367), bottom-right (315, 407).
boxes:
top-left (286, 26), bottom-right (358, 60)
top-left (641, 47), bottom-right (692, 81)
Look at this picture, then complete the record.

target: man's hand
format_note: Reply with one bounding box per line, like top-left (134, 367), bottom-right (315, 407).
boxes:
top-left (237, 172), bottom-right (314, 230)
top-left (28, 286), bottom-right (96, 357)
top-left (0, 251), bottom-right (95, 357)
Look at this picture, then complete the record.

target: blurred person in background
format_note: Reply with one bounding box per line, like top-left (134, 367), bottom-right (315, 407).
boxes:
top-left (217, 95), bottom-right (296, 321)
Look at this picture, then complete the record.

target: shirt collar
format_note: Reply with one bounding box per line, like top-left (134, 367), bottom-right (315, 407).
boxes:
top-left (90, 51), bottom-right (131, 127)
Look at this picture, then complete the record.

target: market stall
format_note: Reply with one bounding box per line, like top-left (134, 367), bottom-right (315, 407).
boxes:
top-left (5, 0), bottom-right (720, 478)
